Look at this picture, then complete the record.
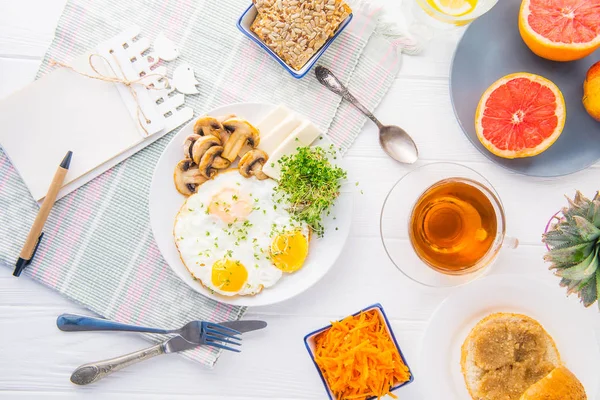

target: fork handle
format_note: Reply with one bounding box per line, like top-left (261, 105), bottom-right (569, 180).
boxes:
top-left (57, 314), bottom-right (167, 334)
top-left (70, 343), bottom-right (165, 385)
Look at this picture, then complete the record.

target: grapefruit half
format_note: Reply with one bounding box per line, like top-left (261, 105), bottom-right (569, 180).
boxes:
top-left (519, 0), bottom-right (600, 61)
top-left (475, 73), bottom-right (566, 159)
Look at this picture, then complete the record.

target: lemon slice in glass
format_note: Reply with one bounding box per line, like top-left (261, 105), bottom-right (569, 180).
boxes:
top-left (429, 0), bottom-right (476, 16)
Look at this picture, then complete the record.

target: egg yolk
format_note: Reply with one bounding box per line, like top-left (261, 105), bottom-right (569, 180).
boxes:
top-left (270, 230), bottom-right (309, 273)
top-left (211, 259), bottom-right (248, 293)
top-left (208, 188), bottom-right (252, 224)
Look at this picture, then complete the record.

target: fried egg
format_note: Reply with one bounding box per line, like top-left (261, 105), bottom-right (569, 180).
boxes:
top-left (174, 171), bottom-right (310, 296)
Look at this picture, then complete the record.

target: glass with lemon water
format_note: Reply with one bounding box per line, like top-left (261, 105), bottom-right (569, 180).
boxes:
top-left (412, 0), bottom-right (498, 28)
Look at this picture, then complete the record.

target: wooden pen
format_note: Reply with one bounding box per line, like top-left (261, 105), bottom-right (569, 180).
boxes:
top-left (13, 150), bottom-right (73, 277)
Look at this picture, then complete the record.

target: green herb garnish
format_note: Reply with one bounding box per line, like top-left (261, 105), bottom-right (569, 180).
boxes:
top-left (274, 145), bottom-right (346, 237)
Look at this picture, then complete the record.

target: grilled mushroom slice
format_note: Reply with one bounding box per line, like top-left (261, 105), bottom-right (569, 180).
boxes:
top-left (219, 129), bottom-right (231, 146)
top-left (183, 134), bottom-right (201, 159)
top-left (239, 149), bottom-right (269, 180)
top-left (221, 119), bottom-right (260, 162)
top-left (191, 135), bottom-right (230, 170)
top-left (238, 143), bottom-right (253, 159)
top-left (214, 115), bottom-right (235, 143)
top-left (193, 116), bottom-right (228, 142)
top-left (191, 135), bottom-right (221, 164)
top-left (210, 154), bottom-right (230, 170)
top-left (199, 146), bottom-right (226, 179)
top-left (174, 159), bottom-right (207, 196)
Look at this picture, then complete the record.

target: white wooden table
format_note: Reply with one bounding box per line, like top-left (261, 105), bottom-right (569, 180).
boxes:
top-left (1, 1), bottom-right (599, 399)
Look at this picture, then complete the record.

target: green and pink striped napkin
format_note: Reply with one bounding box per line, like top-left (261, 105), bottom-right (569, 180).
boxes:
top-left (0, 0), bottom-right (405, 367)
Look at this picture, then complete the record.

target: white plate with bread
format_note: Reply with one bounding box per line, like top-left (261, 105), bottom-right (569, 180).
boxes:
top-left (149, 103), bottom-right (353, 307)
top-left (420, 275), bottom-right (599, 400)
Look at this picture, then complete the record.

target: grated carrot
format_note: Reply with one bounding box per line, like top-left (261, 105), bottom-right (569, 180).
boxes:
top-left (313, 309), bottom-right (411, 400)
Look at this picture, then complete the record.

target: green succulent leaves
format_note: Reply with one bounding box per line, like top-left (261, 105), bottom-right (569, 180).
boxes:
top-left (555, 248), bottom-right (598, 281)
top-left (543, 191), bottom-right (600, 309)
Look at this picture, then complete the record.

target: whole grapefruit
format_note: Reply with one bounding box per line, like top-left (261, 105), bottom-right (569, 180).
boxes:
top-left (519, 0), bottom-right (600, 62)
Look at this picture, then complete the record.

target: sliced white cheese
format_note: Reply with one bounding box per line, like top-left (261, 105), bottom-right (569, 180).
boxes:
top-left (263, 120), bottom-right (321, 180)
top-left (256, 105), bottom-right (292, 137)
top-left (258, 114), bottom-right (302, 156)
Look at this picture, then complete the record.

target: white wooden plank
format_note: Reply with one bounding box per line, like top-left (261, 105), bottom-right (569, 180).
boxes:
top-left (0, 240), bottom-right (565, 318)
top-left (0, 0), bottom-right (67, 58)
top-left (2, 242), bottom-right (596, 397)
top-left (345, 77), bottom-right (484, 160)
top-left (356, 0), bottom-right (460, 79)
top-left (399, 33), bottom-right (461, 78)
top-left (0, 275), bottom-right (425, 399)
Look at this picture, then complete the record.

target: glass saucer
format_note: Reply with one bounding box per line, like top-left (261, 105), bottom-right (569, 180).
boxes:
top-left (380, 162), bottom-right (510, 288)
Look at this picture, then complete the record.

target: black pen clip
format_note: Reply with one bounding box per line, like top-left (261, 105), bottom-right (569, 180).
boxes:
top-left (13, 232), bottom-right (44, 277)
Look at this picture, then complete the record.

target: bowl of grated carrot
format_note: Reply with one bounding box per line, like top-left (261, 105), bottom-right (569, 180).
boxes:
top-left (304, 304), bottom-right (413, 400)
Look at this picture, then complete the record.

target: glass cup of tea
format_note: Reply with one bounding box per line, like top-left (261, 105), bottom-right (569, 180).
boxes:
top-left (380, 162), bottom-right (518, 287)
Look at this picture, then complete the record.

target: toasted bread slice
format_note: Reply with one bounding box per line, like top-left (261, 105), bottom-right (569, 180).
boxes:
top-left (461, 313), bottom-right (560, 400)
top-left (520, 366), bottom-right (586, 400)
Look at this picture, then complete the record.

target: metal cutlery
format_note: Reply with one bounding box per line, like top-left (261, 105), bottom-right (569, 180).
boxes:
top-left (57, 313), bottom-right (256, 347)
top-left (71, 335), bottom-right (196, 385)
top-left (315, 65), bottom-right (419, 164)
top-left (64, 317), bottom-right (267, 385)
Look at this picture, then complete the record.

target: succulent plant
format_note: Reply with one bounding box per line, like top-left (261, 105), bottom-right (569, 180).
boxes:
top-left (543, 191), bottom-right (600, 309)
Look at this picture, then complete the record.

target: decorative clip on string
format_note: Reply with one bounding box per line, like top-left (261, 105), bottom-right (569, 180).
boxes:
top-left (50, 54), bottom-right (168, 137)
top-left (50, 26), bottom-right (193, 138)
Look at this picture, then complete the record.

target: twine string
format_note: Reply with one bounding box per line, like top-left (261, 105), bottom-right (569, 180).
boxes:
top-left (50, 53), bottom-right (170, 135)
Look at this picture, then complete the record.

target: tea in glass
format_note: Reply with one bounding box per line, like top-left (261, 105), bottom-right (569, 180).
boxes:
top-left (409, 178), bottom-right (497, 274)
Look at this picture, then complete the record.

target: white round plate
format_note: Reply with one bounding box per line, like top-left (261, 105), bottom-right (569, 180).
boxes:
top-left (420, 275), bottom-right (600, 399)
top-left (149, 103), bottom-right (353, 307)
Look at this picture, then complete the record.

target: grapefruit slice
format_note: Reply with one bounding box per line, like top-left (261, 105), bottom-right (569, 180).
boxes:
top-left (519, 0), bottom-right (600, 61)
top-left (475, 73), bottom-right (566, 159)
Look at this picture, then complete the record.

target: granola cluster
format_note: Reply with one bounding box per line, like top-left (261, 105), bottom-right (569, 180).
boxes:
top-left (251, 0), bottom-right (351, 70)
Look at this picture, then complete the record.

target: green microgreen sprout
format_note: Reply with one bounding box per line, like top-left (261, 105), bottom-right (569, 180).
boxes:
top-left (273, 145), bottom-right (346, 237)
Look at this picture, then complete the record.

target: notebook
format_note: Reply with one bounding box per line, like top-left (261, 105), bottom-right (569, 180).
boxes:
top-left (0, 26), bottom-right (193, 202)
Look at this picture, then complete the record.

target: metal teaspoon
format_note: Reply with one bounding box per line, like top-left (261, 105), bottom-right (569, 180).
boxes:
top-left (315, 66), bottom-right (419, 164)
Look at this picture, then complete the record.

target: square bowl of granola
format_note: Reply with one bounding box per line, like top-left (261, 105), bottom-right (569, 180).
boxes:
top-left (237, 0), bottom-right (353, 79)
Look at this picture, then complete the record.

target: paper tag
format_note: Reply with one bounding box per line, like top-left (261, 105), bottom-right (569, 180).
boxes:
top-left (95, 25), bottom-right (194, 138)
top-left (96, 26), bottom-right (166, 137)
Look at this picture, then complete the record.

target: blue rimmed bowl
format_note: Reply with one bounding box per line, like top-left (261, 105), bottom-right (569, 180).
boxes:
top-left (236, 4), bottom-right (353, 79)
top-left (303, 303), bottom-right (414, 399)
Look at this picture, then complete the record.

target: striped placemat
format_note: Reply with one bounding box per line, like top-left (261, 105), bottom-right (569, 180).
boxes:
top-left (0, 0), bottom-right (405, 367)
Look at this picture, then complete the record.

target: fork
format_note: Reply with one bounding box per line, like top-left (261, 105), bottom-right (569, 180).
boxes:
top-left (57, 314), bottom-right (241, 351)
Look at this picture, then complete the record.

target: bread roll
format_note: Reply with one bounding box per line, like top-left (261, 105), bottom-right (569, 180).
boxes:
top-left (461, 312), bottom-right (560, 400)
top-left (520, 366), bottom-right (586, 400)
